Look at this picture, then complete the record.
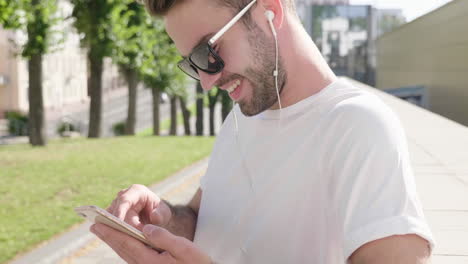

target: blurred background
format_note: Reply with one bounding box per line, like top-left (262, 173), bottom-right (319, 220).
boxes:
top-left (296, 0), bottom-right (467, 126)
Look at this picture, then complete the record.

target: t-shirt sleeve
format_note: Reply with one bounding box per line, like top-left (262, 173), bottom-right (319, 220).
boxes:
top-left (324, 95), bottom-right (435, 261)
top-left (200, 169), bottom-right (209, 191)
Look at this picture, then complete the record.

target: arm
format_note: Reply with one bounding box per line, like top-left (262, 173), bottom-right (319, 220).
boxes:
top-left (349, 234), bottom-right (431, 264)
top-left (161, 188), bottom-right (202, 241)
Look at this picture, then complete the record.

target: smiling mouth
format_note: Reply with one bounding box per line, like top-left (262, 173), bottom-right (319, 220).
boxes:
top-left (226, 80), bottom-right (241, 94)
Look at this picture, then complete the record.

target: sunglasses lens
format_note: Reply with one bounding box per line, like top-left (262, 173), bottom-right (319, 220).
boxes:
top-left (178, 59), bottom-right (200, 80)
top-left (190, 44), bottom-right (223, 74)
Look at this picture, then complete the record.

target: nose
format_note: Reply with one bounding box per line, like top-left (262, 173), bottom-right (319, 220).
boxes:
top-left (199, 71), bottom-right (222, 91)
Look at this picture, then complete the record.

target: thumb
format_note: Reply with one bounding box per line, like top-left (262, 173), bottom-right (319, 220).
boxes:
top-left (143, 225), bottom-right (185, 257)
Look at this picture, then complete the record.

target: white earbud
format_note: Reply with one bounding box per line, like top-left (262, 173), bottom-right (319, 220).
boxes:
top-left (264, 10), bottom-right (276, 38)
top-left (264, 10), bottom-right (275, 21)
top-left (264, 10), bottom-right (282, 115)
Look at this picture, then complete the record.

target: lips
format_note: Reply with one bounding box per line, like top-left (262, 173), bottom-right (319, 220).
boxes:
top-left (228, 79), bottom-right (242, 101)
top-left (226, 80), bottom-right (241, 93)
top-left (220, 78), bottom-right (243, 101)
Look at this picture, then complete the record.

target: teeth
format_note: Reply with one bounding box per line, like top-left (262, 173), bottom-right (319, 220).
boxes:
top-left (226, 80), bottom-right (241, 93)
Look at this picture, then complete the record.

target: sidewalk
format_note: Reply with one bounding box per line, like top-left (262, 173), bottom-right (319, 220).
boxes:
top-left (0, 85), bottom-right (167, 144)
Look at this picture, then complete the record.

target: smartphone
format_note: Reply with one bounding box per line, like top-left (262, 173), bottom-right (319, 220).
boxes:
top-left (75, 205), bottom-right (163, 253)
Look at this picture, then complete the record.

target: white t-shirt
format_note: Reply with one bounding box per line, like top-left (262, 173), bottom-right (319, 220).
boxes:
top-left (194, 79), bottom-right (435, 263)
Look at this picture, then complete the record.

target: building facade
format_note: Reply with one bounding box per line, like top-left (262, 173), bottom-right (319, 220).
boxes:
top-left (296, 1), bottom-right (405, 86)
top-left (377, 0), bottom-right (468, 126)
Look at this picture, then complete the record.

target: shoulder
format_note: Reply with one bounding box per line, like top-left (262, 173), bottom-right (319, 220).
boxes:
top-left (319, 87), bottom-right (409, 175)
top-left (331, 89), bottom-right (398, 125)
top-left (323, 87), bottom-right (405, 144)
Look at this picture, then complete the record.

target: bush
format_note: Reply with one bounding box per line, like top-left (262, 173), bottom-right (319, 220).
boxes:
top-left (112, 121), bottom-right (126, 136)
top-left (57, 121), bottom-right (77, 136)
top-left (6, 111), bottom-right (28, 136)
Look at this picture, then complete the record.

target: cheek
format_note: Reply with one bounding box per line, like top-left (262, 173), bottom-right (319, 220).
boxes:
top-left (220, 34), bottom-right (252, 74)
top-left (220, 48), bottom-right (245, 74)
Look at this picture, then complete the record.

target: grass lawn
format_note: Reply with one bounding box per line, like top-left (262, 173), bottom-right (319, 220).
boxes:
top-left (0, 136), bottom-right (214, 263)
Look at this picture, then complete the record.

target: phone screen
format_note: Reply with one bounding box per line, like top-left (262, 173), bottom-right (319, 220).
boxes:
top-left (75, 205), bottom-right (163, 253)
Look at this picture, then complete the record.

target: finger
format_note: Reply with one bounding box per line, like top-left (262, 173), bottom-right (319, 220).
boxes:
top-left (108, 188), bottom-right (128, 214)
top-left (91, 223), bottom-right (166, 263)
top-left (118, 187), bottom-right (129, 196)
top-left (113, 187), bottom-right (143, 219)
top-left (115, 200), bottom-right (132, 220)
top-left (142, 225), bottom-right (188, 257)
top-left (106, 198), bottom-right (118, 214)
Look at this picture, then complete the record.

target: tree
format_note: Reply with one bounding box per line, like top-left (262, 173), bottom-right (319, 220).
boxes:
top-left (207, 87), bottom-right (220, 136)
top-left (151, 86), bottom-right (161, 135)
top-left (139, 19), bottom-right (187, 136)
top-left (141, 70), bottom-right (170, 136)
top-left (195, 82), bottom-right (204, 136)
top-left (110, 0), bottom-right (149, 135)
top-left (168, 94), bottom-right (177, 135)
top-left (0, 1), bottom-right (21, 28)
top-left (179, 95), bottom-right (191, 136)
top-left (71, 0), bottom-right (116, 138)
top-left (220, 91), bottom-right (233, 122)
top-left (165, 68), bottom-right (189, 136)
top-left (0, 0), bottom-right (60, 146)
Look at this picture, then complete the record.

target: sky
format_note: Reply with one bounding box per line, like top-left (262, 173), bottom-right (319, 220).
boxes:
top-left (349, 0), bottom-right (454, 22)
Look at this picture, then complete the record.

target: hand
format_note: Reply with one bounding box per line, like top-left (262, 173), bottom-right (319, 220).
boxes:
top-left (107, 184), bottom-right (172, 230)
top-left (91, 223), bottom-right (211, 264)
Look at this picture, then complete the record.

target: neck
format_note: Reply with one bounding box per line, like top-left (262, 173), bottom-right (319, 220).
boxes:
top-left (271, 16), bottom-right (337, 110)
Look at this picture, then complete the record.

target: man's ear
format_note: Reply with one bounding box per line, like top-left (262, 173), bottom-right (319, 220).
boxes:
top-left (258, 0), bottom-right (284, 29)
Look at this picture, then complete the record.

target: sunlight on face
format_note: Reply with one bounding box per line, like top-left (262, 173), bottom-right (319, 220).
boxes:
top-left (164, 0), bottom-right (286, 116)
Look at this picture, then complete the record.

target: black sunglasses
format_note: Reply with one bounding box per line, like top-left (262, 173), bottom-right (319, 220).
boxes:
top-left (177, 0), bottom-right (257, 80)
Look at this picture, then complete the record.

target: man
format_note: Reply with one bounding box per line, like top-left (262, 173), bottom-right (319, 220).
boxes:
top-left (91, 0), bottom-right (435, 262)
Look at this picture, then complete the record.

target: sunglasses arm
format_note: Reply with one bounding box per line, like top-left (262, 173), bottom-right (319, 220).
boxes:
top-left (208, 0), bottom-right (257, 45)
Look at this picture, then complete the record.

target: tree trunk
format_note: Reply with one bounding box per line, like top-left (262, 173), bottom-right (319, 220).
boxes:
top-left (178, 96), bottom-right (191, 136)
top-left (221, 91), bottom-right (232, 122)
top-left (124, 67), bottom-right (138, 135)
top-left (87, 50), bottom-right (103, 138)
top-left (209, 104), bottom-right (216, 136)
top-left (208, 89), bottom-right (220, 136)
top-left (195, 82), bottom-right (204, 136)
top-left (169, 95), bottom-right (177, 136)
top-left (151, 87), bottom-right (160, 136)
top-left (27, 53), bottom-right (46, 146)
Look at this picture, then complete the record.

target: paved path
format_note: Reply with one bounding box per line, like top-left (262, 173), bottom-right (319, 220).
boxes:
top-left (0, 83), bottom-right (224, 144)
top-left (44, 86), bottom-right (169, 138)
top-left (0, 86), bottom-right (167, 144)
